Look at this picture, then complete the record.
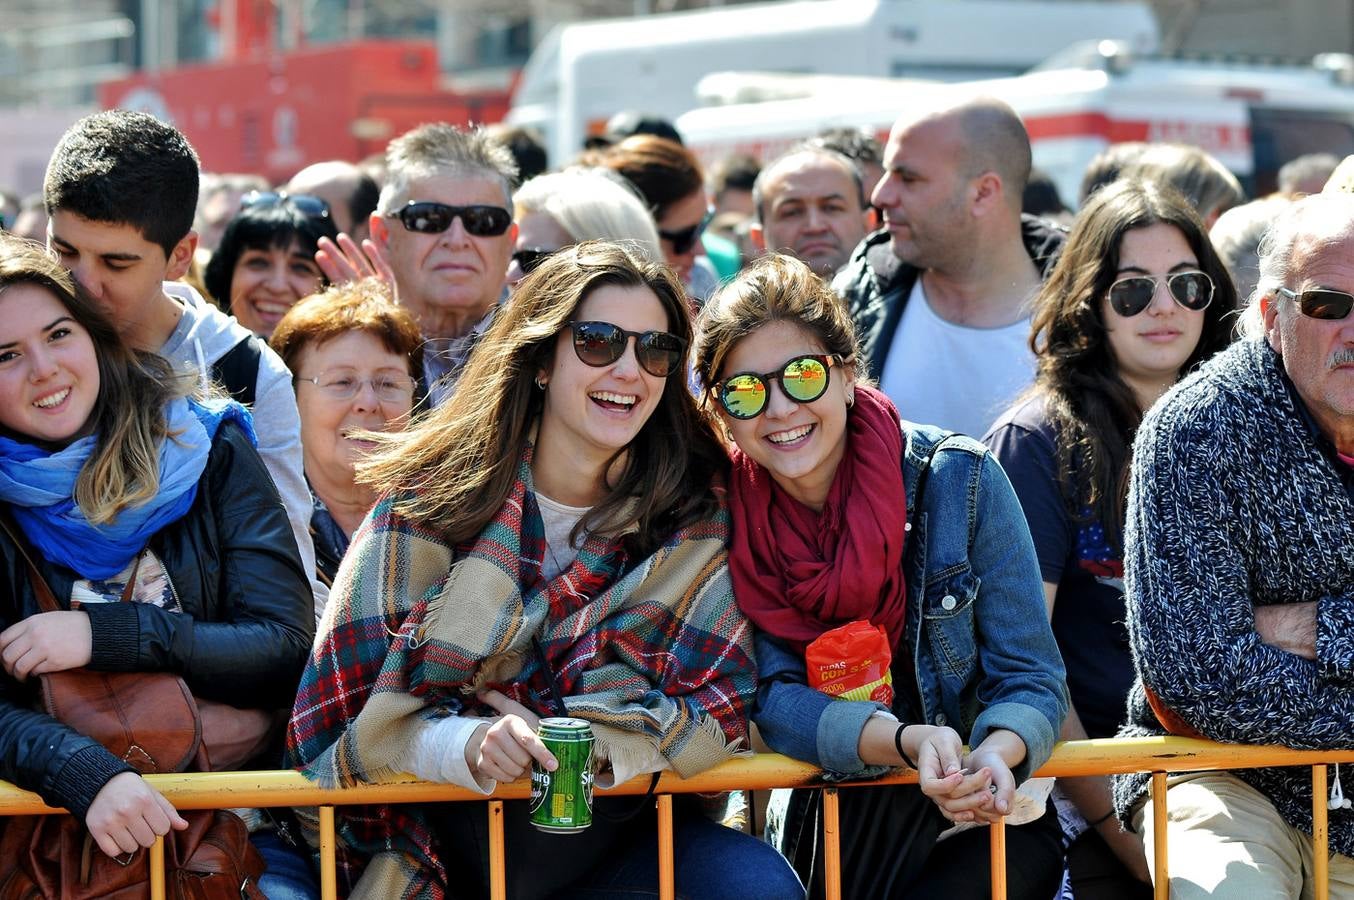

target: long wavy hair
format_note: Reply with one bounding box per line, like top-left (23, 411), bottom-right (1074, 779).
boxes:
top-left (357, 241), bottom-right (726, 554)
top-left (1028, 179), bottom-right (1235, 546)
top-left (0, 235), bottom-right (188, 524)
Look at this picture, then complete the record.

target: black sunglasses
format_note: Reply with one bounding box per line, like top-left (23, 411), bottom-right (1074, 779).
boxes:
top-left (387, 201), bottom-right (513, 237)
top-left (657, 209), bottom-right (714, 255)
top-left (513, 247), bottom-right (559, 276)
top-left (568, 321), bottom-right (685, 378)
top-left (1276, 286), bottom-right (1354, 320)
top-left (713, 354), bottom-right (843, 420)
top-left (1107, 271), bottom-right (1215, 317)
top-left (241, 190), bottom-right (331, 219)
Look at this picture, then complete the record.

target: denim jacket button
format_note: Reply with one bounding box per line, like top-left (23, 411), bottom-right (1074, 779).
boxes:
top-left (941, 594), bottom-right (957, 611)
top-left (935, 714), bottom-right (947, 726)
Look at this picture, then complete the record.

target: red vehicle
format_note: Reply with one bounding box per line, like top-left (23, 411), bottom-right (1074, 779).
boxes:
top-left (99, 40), bottom-right (512, 182)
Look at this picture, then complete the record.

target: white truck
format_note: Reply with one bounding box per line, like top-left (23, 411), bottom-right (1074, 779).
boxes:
top-left (674, 41), bottom-right (1354, 205)
top-left (507, 0), bottom-right (1160, 166)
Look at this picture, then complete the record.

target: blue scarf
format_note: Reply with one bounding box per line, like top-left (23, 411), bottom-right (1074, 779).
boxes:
top-left (0, 397), bottom-right (256, 580)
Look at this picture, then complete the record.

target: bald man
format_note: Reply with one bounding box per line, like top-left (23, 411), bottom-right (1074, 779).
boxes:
top-left (833, 96), bottom-right (1065, 437)
top-left (286, 160), bottom-right (380, 243)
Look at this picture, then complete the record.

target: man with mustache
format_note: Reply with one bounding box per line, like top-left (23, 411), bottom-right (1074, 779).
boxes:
top-left (1113, 192), bottom-right (1354, 897)
top-left (833, 96), bottom-right (1064, 438)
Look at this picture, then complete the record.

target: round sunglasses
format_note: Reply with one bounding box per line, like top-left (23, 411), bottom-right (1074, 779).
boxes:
top-left (568, 321), bottom-right (685, 378)
top-left (1107, 271), bottom-right (1215, 317)
top-left (712, 354), bottom-right (843, 420)
top-left (387, 201), bottom-right (513, 237)
top-left (1276, 286), bottom-right (1354, 320)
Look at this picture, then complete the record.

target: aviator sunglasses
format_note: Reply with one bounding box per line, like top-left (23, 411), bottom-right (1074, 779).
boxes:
top-left (387, 201), bottom-right (513, 237)
top-left (713, 354), bottom-right (843, 420)
top-left (569, 321), bottom-right (686, 378)
top-left (658, 209), bottom-right (715, 255)
top-left (1107, 271), bottom-right (1215, 317)
top-left (1276, 286), bottom-right (1354, 321)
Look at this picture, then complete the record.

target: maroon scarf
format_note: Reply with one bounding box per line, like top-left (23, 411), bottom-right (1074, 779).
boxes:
top-left (729, 385), bottom-right (908, 654)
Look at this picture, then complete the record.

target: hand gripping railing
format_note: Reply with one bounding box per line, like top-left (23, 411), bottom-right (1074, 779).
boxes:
top-left (2, 737), bottom-right (1353, 900)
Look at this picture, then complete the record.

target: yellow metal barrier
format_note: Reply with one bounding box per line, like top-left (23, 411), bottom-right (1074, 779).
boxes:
top-left (1, 737), bottom-right (1352, 899)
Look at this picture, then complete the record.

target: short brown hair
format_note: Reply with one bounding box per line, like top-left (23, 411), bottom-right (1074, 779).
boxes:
top-left (694, 253), bottom-right (862, 395)
top-left (269, 278), bottom-right (423, 382)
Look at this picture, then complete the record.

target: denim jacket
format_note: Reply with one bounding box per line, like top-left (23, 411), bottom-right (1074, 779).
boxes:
top-left (753, 422), bottom-right (1069, 785)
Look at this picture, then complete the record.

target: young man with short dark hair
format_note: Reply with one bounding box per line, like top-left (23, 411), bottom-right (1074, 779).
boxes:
top-left (44, 110), bottom-right (326, 620)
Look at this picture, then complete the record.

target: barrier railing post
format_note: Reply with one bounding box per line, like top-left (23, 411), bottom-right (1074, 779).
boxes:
top-left (489, 800), bottom-right (506, 900)
top-left (990, 818), bottom-right (1007, 900)
top-left (150, 834), bottom-right (165, 900)
top-left (823, 787), bottom-right (842, 900)
top-left (658, 793), bottom-right (675, 900)
top-left (1314, 765), bottom-right (1330, 900)
top-left (1152, 772), bottom-right (1168, 900)
top-left (319, 805), bottom-right (337, 900)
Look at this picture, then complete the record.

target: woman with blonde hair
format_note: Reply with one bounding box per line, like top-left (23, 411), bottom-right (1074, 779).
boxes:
top-left (286, 242), bottom-right (802, 899)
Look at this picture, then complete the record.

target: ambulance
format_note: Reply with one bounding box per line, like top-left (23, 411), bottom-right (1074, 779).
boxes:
top-left (675, 40), bottom-right (1354, 205)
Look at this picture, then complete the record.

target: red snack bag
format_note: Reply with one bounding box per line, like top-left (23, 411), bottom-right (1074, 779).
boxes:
top-left (805, 620), bottom-right (894, 706)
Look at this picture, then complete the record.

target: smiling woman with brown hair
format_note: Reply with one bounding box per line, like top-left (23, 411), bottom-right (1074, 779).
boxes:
top-left (285, 242), bottom-right (803, 900)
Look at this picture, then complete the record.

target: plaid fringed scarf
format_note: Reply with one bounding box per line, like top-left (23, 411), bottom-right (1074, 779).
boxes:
top-left (285, 447), bottom-right (756, 898)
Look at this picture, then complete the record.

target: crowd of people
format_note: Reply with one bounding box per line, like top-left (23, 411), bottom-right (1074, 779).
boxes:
top-left (0, 94), bottom-right (1349, 900)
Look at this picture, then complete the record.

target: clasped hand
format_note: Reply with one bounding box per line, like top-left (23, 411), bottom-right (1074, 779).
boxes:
top-left (914, 726), bottom-right (1016, 824)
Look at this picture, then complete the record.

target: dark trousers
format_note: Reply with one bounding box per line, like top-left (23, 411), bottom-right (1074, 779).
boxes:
top-left (431, 794), bottom-right (804, 900)
top-left (784, 783), bottom-right (1065, 900)
top-left (1066, 828), bottom-right (1153, 900)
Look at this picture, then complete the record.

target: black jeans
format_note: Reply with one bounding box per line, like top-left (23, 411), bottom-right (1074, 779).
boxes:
top-left (783, 783), bottom-right (1065, 900)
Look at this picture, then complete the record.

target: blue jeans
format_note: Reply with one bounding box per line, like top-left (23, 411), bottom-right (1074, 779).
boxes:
top-left (431, 795), bottom-right (804, 900)
top-left (252, 830), bottom-right (320, 900)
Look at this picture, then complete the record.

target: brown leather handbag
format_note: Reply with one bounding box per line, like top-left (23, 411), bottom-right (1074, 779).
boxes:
top-left (0, 517), bottom-right (265, 899)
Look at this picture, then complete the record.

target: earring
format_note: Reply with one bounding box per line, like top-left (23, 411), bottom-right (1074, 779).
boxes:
top-left (535, 375), bottom-right (548, 390)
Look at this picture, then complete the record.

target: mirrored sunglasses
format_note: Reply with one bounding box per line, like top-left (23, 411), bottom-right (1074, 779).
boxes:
top-left (713, 354), bottom-right (842, 420)
top-left (389, 201), bottom-right (513, 237)
top-left (568, 320), bottom-right (685, 378)
top-left (1276, 286), bottom-right (1354, 321)
top-left (658, 208), bottom-right (715, 255)
top-left (1107, 271), bottom-right (1215, 317)
top-left (240, 190), bottom-right (331, 219)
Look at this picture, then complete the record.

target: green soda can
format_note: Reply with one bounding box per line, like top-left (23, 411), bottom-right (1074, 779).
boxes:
top-left (529, 717), bottom-right (595, 833)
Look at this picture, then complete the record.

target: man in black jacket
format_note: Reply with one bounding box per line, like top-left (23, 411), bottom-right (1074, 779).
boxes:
top-left (833, 96), bottom-right (1064, 437)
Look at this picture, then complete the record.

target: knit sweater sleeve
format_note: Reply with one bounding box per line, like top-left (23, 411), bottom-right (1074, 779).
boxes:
top-left (1126, 401), bottom-right (1354, 748)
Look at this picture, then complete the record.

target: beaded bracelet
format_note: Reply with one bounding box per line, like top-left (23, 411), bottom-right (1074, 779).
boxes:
top-left (893, 723), bottom-right (919, 770)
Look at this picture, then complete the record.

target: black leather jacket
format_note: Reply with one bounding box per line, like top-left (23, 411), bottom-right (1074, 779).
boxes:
top-left (0, 421), bottom-right (313, 820)
top-left (832, 216), bottom-right (1067, 382)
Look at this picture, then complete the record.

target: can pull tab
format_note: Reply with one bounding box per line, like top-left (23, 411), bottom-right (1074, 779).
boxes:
top-left (1330, 763), bottom-right (1351, 811)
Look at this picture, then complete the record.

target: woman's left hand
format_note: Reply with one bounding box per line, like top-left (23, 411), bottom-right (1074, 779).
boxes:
top-left (0, 610), bottom-right (92, 680)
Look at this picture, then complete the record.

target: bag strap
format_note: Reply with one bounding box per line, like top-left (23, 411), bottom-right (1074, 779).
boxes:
top-left (0, 512), bottom-right (61, 614)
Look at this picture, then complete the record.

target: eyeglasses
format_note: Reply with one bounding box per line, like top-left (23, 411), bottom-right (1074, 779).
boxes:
top-left (1276, 286), bottom-right (1354, 320)
top-left (568, 321), bottom-right (685, 378)
top-left (657, 209), bottom-right (715, 255)
top-left (241, 191), bottom-right (331, 219)
top-left (387, 201), bottom-right (513, 237)
top-left (512, 247), bottom-right (558, 276)
top-left (712, 354), bottom-right (843, 420)
top-left (1107, 271), bottom-right (1215, 317)
top-left (296, 371), bottom-right (417, 403)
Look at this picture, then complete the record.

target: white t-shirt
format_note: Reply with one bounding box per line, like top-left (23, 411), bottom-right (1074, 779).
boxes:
top-left (879, 279), bottom-right (1035, 438)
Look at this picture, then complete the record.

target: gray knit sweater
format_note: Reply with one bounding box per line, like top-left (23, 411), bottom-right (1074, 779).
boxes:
top-left (1112, 338), bottom-right (1354, 854)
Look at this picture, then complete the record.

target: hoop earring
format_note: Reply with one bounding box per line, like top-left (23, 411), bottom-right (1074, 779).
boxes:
top-left (535, 376), bottom-right (548, 390)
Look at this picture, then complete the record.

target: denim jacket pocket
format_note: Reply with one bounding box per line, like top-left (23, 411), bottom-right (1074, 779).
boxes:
top-left (921, 566), bottom-right (980, 680)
